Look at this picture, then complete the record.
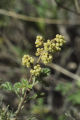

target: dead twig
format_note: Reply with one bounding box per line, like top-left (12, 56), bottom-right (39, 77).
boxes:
top-left (48, 63), bottom-right (80, 81)
top-left (74, 0), bottom-right (80, 13)
top-left (0, 9), bottom-right (80, 25)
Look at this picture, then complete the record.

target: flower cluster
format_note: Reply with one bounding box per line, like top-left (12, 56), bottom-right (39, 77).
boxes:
top-left (41, 51), bottom-right (53, 64)
top-left (44, 40), bottom-right (55, 53)
top-left (44, 34), bottom-right (65, 53)
top-left (22, 34), bottom-right (65, 77)
top-left (35, 34), bottom-right (65, 65)
top-left (35, 35), bottom-right (44, 47)
top-left (30, 64), bottom-right (41, 76)
top-left (36, 48), bottom-right (43, 56)
top-left (52, 34), bottom-right (65, 51)
top-left (22, 55), bottom-right (34, 67)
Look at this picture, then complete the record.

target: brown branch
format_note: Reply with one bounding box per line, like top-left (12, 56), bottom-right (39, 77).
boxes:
top-left (74, 0), bottom-right (80, 13)
top-left (0, 9), bottom-right (80, 25)
top-left (32, 56), bottom-right (80, 81)
top-left (48, 63), bottom-right (80, 81)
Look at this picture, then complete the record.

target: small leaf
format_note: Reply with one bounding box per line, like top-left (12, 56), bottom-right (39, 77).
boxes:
top-left (27, 84), bottom-right (33, 89)
top-left (55, 82), bottom-right (72, 95)
top-left (41, 68), bottom-right (51, 76)
top-left (30, 94), bottom-right (37, 100)
top-left (13, 82), bottom-right (22, 89)
top-left (21, 79), bottom-right (28, 86)
top-left (1, 82), bottom-right (13, 91)
top-left (68, 90), bottom-right (80, 104)
top-left (13, 82), bottom-right (22, 94)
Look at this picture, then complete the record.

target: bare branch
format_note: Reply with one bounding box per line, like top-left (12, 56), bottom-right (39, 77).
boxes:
top-left (0, 9), bottom-right (80, 25)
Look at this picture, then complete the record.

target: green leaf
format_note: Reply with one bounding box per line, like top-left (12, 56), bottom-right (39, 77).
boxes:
top-left (1, 82), bottom-right (13, 91)
top-left (27, 84), bottom-right (33, 89)
top-left (37, 98), bottom-right (43, 105)
top-left (14, 82), bottom-right (22, 89)
top-left (30, 93), bottom-right (37, 100)
top-left (68, 90), bottom-right (80, 104)
top-left (13, 82), bottom-right (22, 94)
top-left (41, 68), bottom-right (51, 76)
top-left (76, 80), bottom-right (80, 88)
top-left (55, 82), bottom-right (72, 95)
top-left (21, 79), bottom-right (28, 86)
top-left (13, 79), bottom-right (34, 95)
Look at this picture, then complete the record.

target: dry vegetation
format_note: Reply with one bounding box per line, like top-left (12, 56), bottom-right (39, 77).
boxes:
top-left (0, 0), bottom-right (80, 120)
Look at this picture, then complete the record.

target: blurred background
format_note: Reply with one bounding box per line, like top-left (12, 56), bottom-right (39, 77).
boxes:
top-left (0, 0), bottom-right (80, 120)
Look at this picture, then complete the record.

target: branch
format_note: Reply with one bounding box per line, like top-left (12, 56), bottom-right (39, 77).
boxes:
top-left (74, 0), bottom-right (80, 13)
top-left (48, 63), bottom-right (80, 81)
top-left (0, 9), bottom-right (80, 25)
top-left (15, 91), bottom-right (26, 117)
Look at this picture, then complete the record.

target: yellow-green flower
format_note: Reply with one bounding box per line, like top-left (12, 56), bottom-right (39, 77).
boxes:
top-left (50, 34), bottom-right (65, 51)
top-left (36, 48), bottom-right (44, 56)
top-left (41, 51), bottom-right (53, 64)
top-left (22, 34), bottom-right (65, 68)
top-left (30, 64), bottom-right (41, 76)
top-left (35, 35), bottom-right (44, 47)
top-left (22, 55), bottom-right (34, 67)
top-left (44, 40), bottom-right (55, 53)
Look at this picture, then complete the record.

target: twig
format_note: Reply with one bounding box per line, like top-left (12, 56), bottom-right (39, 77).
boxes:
top-left (32, 56), bottom-right (80, 81)
top-left (15, 91), bottom-right (26, 117)
top-left (15, 53), bottom-right (42, 117)
top-left (29, 74), bottom-right (32, 83)
top-left (48, 63), bottom-right (80, 81)
top-left (74, 0), bottom-right (80, 13)
top-left (0, 9), bottom-right (80, 25)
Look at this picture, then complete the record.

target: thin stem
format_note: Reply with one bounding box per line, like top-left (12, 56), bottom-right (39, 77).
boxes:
top-left (36, 50), bottom-right (45, 64)
top-left (29, 74), bottom-right (32, 83)
top-left (0, 8), bottom-right (80, 24)
top-left (29, 55), bottom-right (41, 83)
top-left (15, 91), bottom-right (26, 117)
top-left (37, 55), bottom-right (41, 64)
top-left (15, 51), bottom-right (42, 118)
top-left (74, 0), bottom-right (80, 13)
